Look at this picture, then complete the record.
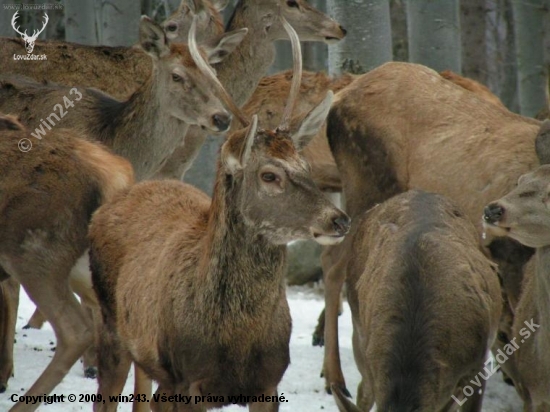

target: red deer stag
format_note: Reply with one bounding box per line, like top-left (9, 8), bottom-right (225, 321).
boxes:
top-left (89, 17), bottom-right (350, 412)
top-left (154, 0), bottom-right (347, 180)
top-left (482, 123), bottom-right (550, 411)
top-left (328, 190), bottom-right (501, 411)
top-left (0, 15), bottom-right (243, 393)
top-left (321, 61), bottom-right (543, 396)
top-left (0, 0), bottom-right (226, 99)
top-left (0, 114), bottom-right (134, 412)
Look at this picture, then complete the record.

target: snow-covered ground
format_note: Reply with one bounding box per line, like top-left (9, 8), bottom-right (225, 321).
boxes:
top-left (1, 286), bottom-right (522, 411)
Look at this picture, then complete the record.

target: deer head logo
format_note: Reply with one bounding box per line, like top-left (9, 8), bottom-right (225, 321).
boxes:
top-left (11, 11), bottom-right (49, 54)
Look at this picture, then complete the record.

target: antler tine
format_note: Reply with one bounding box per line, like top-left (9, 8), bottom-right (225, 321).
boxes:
top-left (34, 13), bottom-right (49, 38)
top-left (11, 11), bottom-right (26, 37)
top-left (278, 16), bottom-right (302, 133)
top-left (188, 15), bottom-right (250, 127)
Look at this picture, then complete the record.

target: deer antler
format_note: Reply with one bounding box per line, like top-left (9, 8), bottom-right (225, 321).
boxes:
top-left (32, 13), bottom-right (49, 39)
top-left (188, 15), bottom-right (250, 127)
top-left (277, 16), bottom-right (302, 133)
top-left (11, 11), bottom-right (27, 38)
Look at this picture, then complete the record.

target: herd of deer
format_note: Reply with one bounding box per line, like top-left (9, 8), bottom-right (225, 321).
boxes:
top-left (0, 0), bottom-right (549, 411)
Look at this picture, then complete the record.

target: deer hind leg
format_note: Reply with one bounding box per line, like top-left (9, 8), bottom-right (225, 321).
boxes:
top-left (132, 364), bottom-right (152, 412)
top-left (322, 255), bottom-right (349, 396)
top-left (24, 307), bottom-right (47, 329)
top-left (94, 324), bottom-right (132, 412)
top-left (0, 276), bottom-right (19, 393)
top-left (9, 260), bottom-right (93, 412)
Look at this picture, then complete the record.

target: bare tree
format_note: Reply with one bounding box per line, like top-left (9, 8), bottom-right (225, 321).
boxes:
top-left (461, 0), bottom-right (488, 84)
top-left (407, 0), bottom-right (461, 73)
top-left (327, 0), bottom-right (392, 75)
top-left (512, 0), bottom-right (547, 117)
top-left (390, 0), bottom-right (408, 62)
top-left (101, 0), bottom-right (140, 46)
top-left (65, 0), bottom-right (97, 45)
top-left (0, 0), bottom-right (14, 37)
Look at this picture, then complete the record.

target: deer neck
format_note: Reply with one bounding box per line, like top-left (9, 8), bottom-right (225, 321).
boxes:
top-left (533, 246), bottom-right (550, 341)
top-left (92, 69), bottom-right (189, 181)
top-left (215, 0), bottom-right (277, 106)
top-left (197, 171), bottom-right (286, 323)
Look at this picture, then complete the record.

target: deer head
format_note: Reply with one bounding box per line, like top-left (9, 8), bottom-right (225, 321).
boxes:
top-left (190, 14), bottom-right (350, 245)
top-left (140, 16), bottom-right (247, 132)
top-left (11, 11), bottom-right (48, 54)
top-left (161, 0), bottom-right (225, 43)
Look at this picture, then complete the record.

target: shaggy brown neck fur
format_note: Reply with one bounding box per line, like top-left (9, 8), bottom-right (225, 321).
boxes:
top-left (197, 166), bottom-right (286, 334)
top-left (534, 246), bottom-right (550, 340)
top-left (217, 1), bottom-right (278, 106)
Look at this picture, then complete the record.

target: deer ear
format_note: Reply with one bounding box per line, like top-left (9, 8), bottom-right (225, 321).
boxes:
top-left (291, 91), bottom-right (333, 150)
top-left (203, 28), bottom-right (247, 65)
top-left (139, 16), bottom-right (170, 59)
top-left (536, 120), bottom-right (550, 165)
top-left (186, 0), bottom-right (205, 14)
top-left (223, 115), bottom-right (258, 173)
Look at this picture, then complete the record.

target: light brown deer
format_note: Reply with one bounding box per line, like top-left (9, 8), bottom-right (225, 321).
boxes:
top-left (482, 126), bottom-right (550, 411)
top-left (240, 69), bottom-right (508, 192)
top-left (89, 17), bottom-right (350, 412)
top-left (320, 61), bottom-right (543, 396)
top-left (0, 0), bottom-right (226, 100)
top-left (153, 0), bottom-right (347, 180)
top-left (0, 16), bottom-right (244, 181)
top-left (0, 114), bottom-right (134, 412)
top-left (327, 190), bottom-right (501, 412)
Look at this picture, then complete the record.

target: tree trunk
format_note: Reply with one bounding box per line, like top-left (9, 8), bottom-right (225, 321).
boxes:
top-left (390, 0), bottom-right (408, 62)
top-left (101, 0), bottom-right (140, 47)
top-left (303, 0), bottom-right (328, 72)
top-left (407, 0), bottom-right (461, 73)
top-left (0, 0), bottom-right (15, 37)
top-left (327, 0), bottom-right (392, 76)
top-left (461, 0), bottom-right (488, 84)
top-left (65, 0), bottom-right (97, 45)
top-left (512, 0), bottom-right (548, 117)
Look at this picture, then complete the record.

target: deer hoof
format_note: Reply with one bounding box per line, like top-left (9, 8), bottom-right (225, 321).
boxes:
top-left (0, 382), bottom-right (7, 393)
top-left (312, 331), bottom-right (324, 347)
top-left (84, 366), bottom-right (98, 379)
top-left (326, 383), bottom-right (351, 398)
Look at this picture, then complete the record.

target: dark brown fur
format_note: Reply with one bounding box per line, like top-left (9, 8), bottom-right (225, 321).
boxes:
top-left (0, 115), bottom-right (133, 411)
top-left (320, 61), bottom-right (542, 395)
top-left (330, 191), bottom-right (501, 412)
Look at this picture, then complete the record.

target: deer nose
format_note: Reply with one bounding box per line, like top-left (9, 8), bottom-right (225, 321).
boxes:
top-left (339, 25), bottom-right (347, 36)
top-left (483, 203), bottom-right (505, 224)
top-left (332, 214), bottom-right (351, 236)
top-left (212, 113), bottom-right (231, 132)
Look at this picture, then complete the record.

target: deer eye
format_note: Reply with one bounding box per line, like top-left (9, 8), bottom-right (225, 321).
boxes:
top-left (286, 0), bottom-right (299, 8)
top-left (261, 172), bottom-right (278, 183)
top-left (172, 73), bottom-right (184, 83)
top-left (166, 23), bottom-right (177, 32)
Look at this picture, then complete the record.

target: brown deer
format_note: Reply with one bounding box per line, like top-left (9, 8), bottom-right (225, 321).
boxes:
top-left (0, 0), bottom-right (227, 100)
top-left (0, 114), bottom-right (134, 412)
top-left (482, 126), bottom-right (550, 411)
top-left (0, 15), bottom-right (243, 393)
top-left (320, 61), bottom-right (543, 396)
top-left (240, 69), bottom-right (508, 192)
top-left (0, 16), bottom-right (244, 181)
top-left (89, 17), bottom-right (350, 412)
top-left (153, 0), bottom-right (347, 180)
top-left (327, 190), bottom-right (501, 412)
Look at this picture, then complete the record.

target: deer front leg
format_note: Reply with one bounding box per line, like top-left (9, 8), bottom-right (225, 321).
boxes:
top-left (132, 364), bottom-right (153, 412)
top-left (0, 277), bottom-right (19, 393)
top-left (248, 388), bottom-right (279, 412)
top-left (322, 257), bottom-right (349, 396)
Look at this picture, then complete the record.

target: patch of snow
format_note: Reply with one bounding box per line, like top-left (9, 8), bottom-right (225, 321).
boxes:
top-left (0, 287), bottom-right (522, 411)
